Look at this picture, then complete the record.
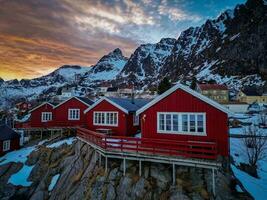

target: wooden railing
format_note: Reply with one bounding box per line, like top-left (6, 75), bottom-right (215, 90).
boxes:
top-left (77, 128), bottom-right (218, 160)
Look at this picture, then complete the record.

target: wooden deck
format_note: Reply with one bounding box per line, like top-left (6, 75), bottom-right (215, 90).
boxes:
top-left (77, 127), bottom-right (221, 169)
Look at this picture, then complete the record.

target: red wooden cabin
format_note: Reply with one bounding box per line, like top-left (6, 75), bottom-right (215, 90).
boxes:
top-left (53, 97), bottom-right (94, 127)
top-left (26, 102), bottom-right (55, 128)
top-left (136, 84), bottom-right (231, 157)
top-left (84, 97), bottom-right (151, 136)
top-left (0, 125), bottom-right (20, 155)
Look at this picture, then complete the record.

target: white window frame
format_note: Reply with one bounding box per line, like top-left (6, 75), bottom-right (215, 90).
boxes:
top-left (133, 114), bottom-right (139, 126)
top-left (41, 112), bottom-right (52, 122)
top-left (68, 109), bottom-right (80, 120)
top-left (157, 112), bottom-right (206, 136)
top-left (3, 140), bottom-right (10, 152)
top-left (93, 111), bottom-right (118, 127)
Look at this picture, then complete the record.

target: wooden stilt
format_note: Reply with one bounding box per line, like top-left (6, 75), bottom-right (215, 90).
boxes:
top-left (172, 163), bottom-right (176, 185)
top-left (139, 160), bottom-right (142, 176)
top-left (123, 158), bottom-right (126, 176)
top-left (105, 156), bottom-right (108, 172)
top-left (212, 168), bottom-right (216, 196)
top-left (40, 130), bottom-right (43, 139)
top-left (99, 153), bottom-right (101, 167)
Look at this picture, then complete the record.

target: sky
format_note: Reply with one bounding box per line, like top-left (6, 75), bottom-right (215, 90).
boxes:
top-left (0, 0), bottom-right (245, 80)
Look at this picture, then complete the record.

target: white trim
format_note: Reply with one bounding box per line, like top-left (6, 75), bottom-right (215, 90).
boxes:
top-left (54, 96), bottom-right (92, 109)
top-left (93, 111), bottom-right (118, 127)
top-left (3, 140), bottom-right (10, 152)
top-left (84, 97), bottom-right (128, 114)
top-left (29, 102), bottom-right (54, 113)
top-left (41, 112), bottom-right (52, 122)
top-left (136, 83), bottom-right (232, 116)
top-left (156, 112), bottom-right (207, 136)
top-left (68, 109), bottom-right (80, 120)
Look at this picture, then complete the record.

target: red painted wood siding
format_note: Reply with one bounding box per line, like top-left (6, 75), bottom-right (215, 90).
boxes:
top-left (30, 104), bottom-right (54, 128)
top-left (140, 89), bottom-right (229, 156)
top-left (0, 138), bottom-right (20, 156)
top-left (86, 100), bottom-right (139, 136)
top-left (54, 98), bottom-right (88, 127)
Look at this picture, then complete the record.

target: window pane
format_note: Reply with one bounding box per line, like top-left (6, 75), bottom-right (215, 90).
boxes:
top-left (197, 115), bottom-right (204, 132)
top-left (106, 113), bottom-right (110, 124)
top-left (114, 113), bottom-right (117, 124)
top-left (182, 114), bottom-right (188, 132)
top-left (166, 114), bottom-right (171, 131)
top-left (190, 114), bottom-right (196, 132)
top-left (159, 114), bottom-right (165, 130)
top-left (173, 114), bottom-right (179, 131)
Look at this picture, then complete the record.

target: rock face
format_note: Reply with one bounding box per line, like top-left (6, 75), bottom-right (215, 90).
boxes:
top-left (0, 139), bottom-right (250, 200)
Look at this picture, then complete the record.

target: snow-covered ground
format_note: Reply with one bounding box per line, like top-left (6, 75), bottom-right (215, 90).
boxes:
top-left (230, 113), bottom-right (267, 199)
top-left (0, 137), bottom-right (75, 187)
top-left (48, 174), bottom-right (60, 191)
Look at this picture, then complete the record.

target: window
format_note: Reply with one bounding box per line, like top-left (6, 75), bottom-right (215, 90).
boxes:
top-left (94, 112), bottom-right (118, 126)
top-left (41, 112), bottom-right (52, 122)
top-left (68, 109), bottom-right (80, 120)
top-left (157, 112), bottom-right (206, 136)
top-left (3, 140), bottom-right (10, 152)
top-left (133, 114), bottom-right (139, 126)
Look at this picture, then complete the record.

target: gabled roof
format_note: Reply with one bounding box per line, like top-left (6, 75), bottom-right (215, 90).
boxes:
top-left (84, 97), bottom-right (151, 114)
top-left (53, 96), bottom-right (94, 109)
top-left (107, 87), bottom-right (118, 92)
top-left (241, 88), bottom-right (263, 96)
top-left (0, 125), bottom-right (20, 141)
top-left (29, 102), bottom-right (55, 113)
top-left (198, 84), bottom-right (228, 90)
top-left (136, 83), bottom-right (232, 116)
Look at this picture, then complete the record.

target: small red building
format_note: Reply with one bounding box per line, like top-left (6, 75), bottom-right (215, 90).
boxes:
top-left (0, 125), bottom-right (20, 155)
top-left (136, 84), bottom-right (231, 157)
top-left (53, 97), bottom-right (94, 127)
top-left (84, 97), bottom-right (151, 136)
top-left (27, 102), bottom-right (55, 128)
top-left (16, 101), bottom-right (32, 112)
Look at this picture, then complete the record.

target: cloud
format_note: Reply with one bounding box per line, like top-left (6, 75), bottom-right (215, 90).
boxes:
top-left (158, 4), bottom-right (202, 22)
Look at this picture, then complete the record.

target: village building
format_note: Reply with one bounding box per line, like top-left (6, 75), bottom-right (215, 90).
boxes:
top-left (0, 124), bottom-right (20, 155)
top-left (84, 97), bottom-right (150, 136)
top-left (16, 101), bottom-right (32, 113)
top-left (196, 83), bottom-right (229, 103)
top-left (236, 88), bottom-right (267, 104)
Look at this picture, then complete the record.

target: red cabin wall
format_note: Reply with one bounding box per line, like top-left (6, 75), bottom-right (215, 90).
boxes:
top-left (0, 138), bottom-right (20, 156)
top-left (30, 104), bottom-right (54, 128)
top-left (140, 89), bottom-right (229, 156)
top-left (86, 100), bottom-right (139, 136)
top-left (54, 98), bottom-right (88, 127)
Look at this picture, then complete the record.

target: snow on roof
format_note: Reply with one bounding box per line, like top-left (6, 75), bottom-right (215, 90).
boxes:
top-left (0, 125), bottom-right (20, 141)
top-left (84, 97), bottom-right (152, 114)
top-left (107, 97), bottom-right (152, 112)
top-left (198, 83), bottom-right (228, 90)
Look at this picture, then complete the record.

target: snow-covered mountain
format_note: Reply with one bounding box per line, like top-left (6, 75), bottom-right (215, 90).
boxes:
top-left (0, 0), bottom-right (266, 109)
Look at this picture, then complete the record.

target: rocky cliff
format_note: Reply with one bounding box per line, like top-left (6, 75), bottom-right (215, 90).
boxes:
top-left (0, 138), bottom-right (250, 200)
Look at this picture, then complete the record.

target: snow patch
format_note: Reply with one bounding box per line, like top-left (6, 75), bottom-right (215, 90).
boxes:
top-left (46, 137), bottom-right (76, 148)
top-left (48, 174), bottom-right (60, 191)
top-left (8, 165), bottom-right (34, 186)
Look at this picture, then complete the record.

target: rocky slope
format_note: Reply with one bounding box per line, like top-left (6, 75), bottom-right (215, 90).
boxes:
top-left (0, 0), bottom-right (266, 109)
top-left (0, 138), bottom-right (248, 200)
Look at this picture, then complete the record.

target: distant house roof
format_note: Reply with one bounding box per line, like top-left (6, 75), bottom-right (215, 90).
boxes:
top-left (107, 87), bottom-right (118, 92)
top-left (198, 84), bottom-right (228, 90)
top-left (241, 88), bottom-right (263, 96)
top-left (0, 125), bottom-right (20, 141)
top-left (84, 97), bottom-right (152, 114)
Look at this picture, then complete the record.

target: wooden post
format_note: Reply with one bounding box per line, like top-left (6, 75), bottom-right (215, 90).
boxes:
top-left (60, 129), bottom-right (63, 137)
top-left (212, 168), bottom-right (216, 196)
top-left (139, 160), bottom-right (142, 176)
top-left (99, 152), bottom-right (101, 167)
top-left (105, 156), bottom-right (108, 172)
top-left (94, 150), bottom-right (97, 162)
top-left (123, 158), bottom-right (126, 176)
top-left (172, 163), bottom-right (175, 185)
top-left (40, 130), bottom-right (43, 139)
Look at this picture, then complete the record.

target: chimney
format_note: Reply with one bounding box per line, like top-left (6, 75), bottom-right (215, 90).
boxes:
top-left (131, 85), bottom-right (135, 104)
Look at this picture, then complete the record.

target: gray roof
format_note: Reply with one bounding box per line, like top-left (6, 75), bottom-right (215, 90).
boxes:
top-left (76, 97), bottom-right (94, 106)
top-left (0, 125), bottom-right (20, 141)
top-left (107, 97), bottom-right (151, 112)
